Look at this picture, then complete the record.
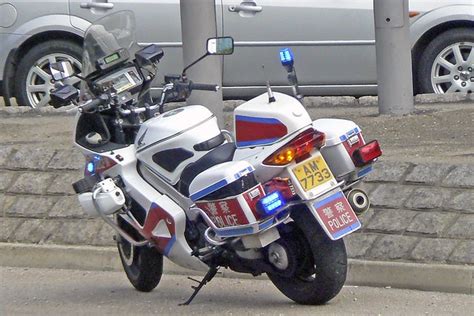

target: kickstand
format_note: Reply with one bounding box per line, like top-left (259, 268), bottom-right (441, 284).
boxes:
top-left (179, 266), bottom-right (219, 306)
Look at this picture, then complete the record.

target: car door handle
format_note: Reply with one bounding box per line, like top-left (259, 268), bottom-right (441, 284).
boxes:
top-left (228, 4), bottom-right (263, 13)
top-left (80, 2), bottom-right (114, 10)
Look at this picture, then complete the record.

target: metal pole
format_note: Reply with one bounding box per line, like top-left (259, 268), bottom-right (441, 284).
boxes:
top-left (180, 0), bottom-right (224, 127)
top-left (374, 0), bottom-right (414, 115)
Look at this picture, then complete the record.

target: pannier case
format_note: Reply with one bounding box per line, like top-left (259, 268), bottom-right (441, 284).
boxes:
top-left (313, 118), bottom-right (372, 182)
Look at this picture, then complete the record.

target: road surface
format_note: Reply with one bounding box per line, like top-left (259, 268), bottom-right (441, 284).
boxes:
top-left (1, 267), bottom-right (472, 315)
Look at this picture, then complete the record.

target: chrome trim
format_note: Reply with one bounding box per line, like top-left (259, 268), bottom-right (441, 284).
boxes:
top-left (220, 84), bottom-right (378, 90)
top-left (92, 189), bottom-right (149, 247)
top-left (150, 84), bottom-right (378, 95)
top-left (204, 227), bottom-right (228, 246)
top-left (138, 40), bottom-right (375, 48)
top-left (192, 204), bottom-right (291, 238)
top-left (235, 40), bottom-right (375, 47)
top-left (138, 42), bottom-right (182, 48)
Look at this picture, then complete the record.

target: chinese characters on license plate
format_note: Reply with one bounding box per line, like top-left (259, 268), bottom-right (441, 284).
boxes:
top-left (292, 155), bottom-right (334, 192)
top-left (312, 190), bottom-right (361, 240)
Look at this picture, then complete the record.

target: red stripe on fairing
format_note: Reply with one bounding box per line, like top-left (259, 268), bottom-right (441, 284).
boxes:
top-left (142, 203), bottom-right (176, 254)
top-left (236, 120), bottom-right (288, 143)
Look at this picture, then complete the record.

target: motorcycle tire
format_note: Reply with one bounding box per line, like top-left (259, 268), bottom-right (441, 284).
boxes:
top-left (116, 216), bottom-right (163, 292)
top-left (267, 206), bottom-right (347, 305)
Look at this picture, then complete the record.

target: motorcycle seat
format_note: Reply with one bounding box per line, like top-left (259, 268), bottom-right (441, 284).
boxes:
top-left (178, 142), bottom-right (236, 197)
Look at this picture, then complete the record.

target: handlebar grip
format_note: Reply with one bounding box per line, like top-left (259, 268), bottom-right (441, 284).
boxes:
top-left (81, 97), bottom-right (104, 112)
top-left (189, 82), bottom-right (220, 92)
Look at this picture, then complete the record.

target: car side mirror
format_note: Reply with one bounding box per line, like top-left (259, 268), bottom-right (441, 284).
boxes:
top-left (206, 37), bottom-right (234, 55)
top-left (50, 61), bottom-right (75, 81)
top-left (50, 84), bottom-right (79, 108)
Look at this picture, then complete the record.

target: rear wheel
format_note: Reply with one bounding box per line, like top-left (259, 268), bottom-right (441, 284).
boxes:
top-left (267, 207), bottom-right (347, 305)
top-left (117, 216), bottom-right (163, 292)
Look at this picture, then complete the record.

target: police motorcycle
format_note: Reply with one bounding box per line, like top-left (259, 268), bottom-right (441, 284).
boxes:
top-left (50, 11), bottom-right (381, 305)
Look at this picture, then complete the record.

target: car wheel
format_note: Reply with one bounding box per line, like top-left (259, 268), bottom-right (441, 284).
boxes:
top-left (418, 28), bottom-right (474, 94)
top-left (15, 40), bottom-right (82, 108)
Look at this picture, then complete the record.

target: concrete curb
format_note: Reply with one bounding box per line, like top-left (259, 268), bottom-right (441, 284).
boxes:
top-left (1, 92), bottom-right (472, 116)
top-left (1, 243), bottom-right (472, 294)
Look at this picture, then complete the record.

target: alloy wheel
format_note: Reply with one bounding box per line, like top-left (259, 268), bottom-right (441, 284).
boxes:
top-left (431, 42), bottom-right (474, 94)
top-left (25, 53), bottom-right (82, 108)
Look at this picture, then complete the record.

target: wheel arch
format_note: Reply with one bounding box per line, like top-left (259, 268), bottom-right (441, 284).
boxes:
top-left (412, 19), bottom-right (474, 68)
top-left (4, 30), bottom-right (84, 100)
top-left (410, 5), bottom-right (474, 92)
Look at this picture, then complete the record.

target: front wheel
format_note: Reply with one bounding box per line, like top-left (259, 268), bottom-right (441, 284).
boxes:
top-left (117, 216), bottom-right (163, 292)
top-left (267, 207), bottom-right (347, 305)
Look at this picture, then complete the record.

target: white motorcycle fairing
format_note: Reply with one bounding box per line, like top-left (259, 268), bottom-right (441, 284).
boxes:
top-left (81, 144), bottom-right (208, 271)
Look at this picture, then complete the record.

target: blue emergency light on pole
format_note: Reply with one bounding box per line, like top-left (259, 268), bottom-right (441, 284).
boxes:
top-left (280, 48), bottom-right (303, 104)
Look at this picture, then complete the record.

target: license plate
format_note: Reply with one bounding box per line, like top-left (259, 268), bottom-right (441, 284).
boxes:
top-left (292, 154), bottom-right (334, 192)
top-left (311, 190), bottom-right (361, 240)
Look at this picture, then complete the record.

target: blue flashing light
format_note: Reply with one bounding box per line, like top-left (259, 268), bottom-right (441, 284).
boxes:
top-left (86, 161), bottom-right (95, 174)
top-left (279, 48), bottom-right (294, 67)
top-left (257, 191), bottom-right (285, 216)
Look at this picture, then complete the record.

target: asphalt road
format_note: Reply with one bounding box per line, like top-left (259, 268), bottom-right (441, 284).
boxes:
top-left (1, 267), bottom-right (472, 315)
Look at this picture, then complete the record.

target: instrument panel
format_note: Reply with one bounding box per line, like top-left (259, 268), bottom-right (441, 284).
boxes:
top-left (95, 66), bottom-right (143, 97)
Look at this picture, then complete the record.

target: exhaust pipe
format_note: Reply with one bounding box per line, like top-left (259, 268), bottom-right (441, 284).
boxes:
top-left (346, 188), bottom-right (370, 216)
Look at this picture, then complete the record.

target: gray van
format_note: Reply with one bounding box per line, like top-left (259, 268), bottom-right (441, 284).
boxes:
top-left (1, 0), bottom-right (473, 108)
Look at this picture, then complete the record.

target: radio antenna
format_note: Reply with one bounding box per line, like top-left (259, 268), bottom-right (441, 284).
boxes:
top-left (262, 65), bottom-right (275, 103)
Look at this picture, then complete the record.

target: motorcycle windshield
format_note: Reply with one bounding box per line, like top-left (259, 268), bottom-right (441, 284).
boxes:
top-left (81, 11), bottom-right (137, 97)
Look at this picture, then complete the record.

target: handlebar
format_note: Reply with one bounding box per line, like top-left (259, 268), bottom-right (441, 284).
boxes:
top-left (80, 94), bottom-right (109, 112)
top-left (189, 82), bottom-right (220, 92)
top-left (82, 79), bottom-right (219, 116)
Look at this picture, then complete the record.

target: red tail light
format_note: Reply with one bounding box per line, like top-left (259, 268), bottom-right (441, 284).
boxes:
top-left (352, 140), bottom-right (382, 167)
top-left (263, 129), bottom-right (326, 166)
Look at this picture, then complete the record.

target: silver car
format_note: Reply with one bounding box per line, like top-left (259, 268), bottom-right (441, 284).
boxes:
top-left (1, 0), bottom-right (473, 108)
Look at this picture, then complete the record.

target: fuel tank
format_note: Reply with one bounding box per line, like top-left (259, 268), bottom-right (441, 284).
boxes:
top-left (135, 106), bottom-right (221, 184)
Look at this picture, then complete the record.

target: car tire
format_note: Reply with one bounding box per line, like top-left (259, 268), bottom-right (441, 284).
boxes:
top-left (15, 40), bottom-right (82, 108)
top-left (417, 27), bottom-right (474, 94)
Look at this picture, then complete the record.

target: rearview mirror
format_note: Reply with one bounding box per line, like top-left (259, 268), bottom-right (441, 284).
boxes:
top-left (206, 37), bottom-right (234, 55)
top-left (50, 61), bottom-right (75, 81)
top-left (50, 84), bottom-right (79, 108)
